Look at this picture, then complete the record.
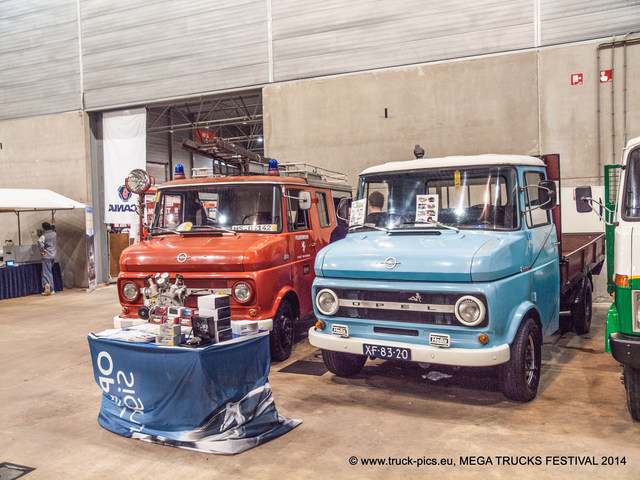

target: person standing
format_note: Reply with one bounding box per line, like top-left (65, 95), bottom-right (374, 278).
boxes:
top-left (38, 222), bottom-right (57, 295)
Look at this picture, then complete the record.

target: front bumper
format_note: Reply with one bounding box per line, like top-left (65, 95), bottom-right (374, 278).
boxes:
top-left (609, 332), bottom-right (640, 369)
top-left (308, 327), bottom-right (510, 367)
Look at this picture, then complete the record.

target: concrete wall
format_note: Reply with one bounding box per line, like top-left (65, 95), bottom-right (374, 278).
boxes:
top-left (264, 40), bottom-right (640, 301)
top-left (0, 111), bottom-right (91, 288)
top-left (264, 40), bottom-right (640, 187)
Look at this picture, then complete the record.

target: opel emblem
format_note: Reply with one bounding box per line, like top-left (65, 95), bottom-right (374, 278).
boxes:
top-left (177, 253), bottom-right (189, 263)
top-left (382, 257), bottom-right (400, 269)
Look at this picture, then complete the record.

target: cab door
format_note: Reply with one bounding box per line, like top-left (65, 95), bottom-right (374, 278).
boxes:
top-left (522, 170), bottom-right (560, 333)
top-left (285, 187), bottom-right (316, 316)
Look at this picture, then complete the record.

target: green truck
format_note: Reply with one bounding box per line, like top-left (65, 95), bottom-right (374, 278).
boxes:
top-left (577, 136), bottom-right (640, 421)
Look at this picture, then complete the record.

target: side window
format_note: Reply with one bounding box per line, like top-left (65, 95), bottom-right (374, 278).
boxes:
top-left (524, 171), bottom-right (550, 227)
top-left (316, 191), bottom-right (331, 228)
top-left (286, 188), bottom-right (310, 231)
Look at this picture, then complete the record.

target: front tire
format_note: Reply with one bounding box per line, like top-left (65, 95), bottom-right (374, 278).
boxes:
top-left (322, 349), bottom-right (367, 377)
top-left (499, 317), bottom-right (542, 402)
top-left (624, 365), bottom-right (640, 421)
top-left (269, 300), bottom-right (296, 362)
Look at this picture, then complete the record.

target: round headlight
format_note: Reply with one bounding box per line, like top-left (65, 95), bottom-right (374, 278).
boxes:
top-left (122, 282), bottom-right (139, 301)
top-left (125, 169), bottom-right (153, 194)
top-left (316, 289), bottom-right (339, 316)
top-left (454, 295), bottom-right (486, 326)
top-left (233, 282), bottom-right (253, 303)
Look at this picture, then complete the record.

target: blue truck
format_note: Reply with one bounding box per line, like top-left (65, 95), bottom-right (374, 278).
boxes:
top-left (309, 153), bottom-right (604, 402)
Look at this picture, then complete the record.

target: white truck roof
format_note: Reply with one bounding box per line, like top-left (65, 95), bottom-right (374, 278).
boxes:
top-left (361, 154), bottom-right (545, 175)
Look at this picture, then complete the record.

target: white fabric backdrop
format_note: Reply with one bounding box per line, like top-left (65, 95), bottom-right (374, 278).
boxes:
top-left (103, 108), bottom-right (146, 224)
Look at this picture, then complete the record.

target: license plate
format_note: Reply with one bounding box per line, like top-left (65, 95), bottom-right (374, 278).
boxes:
top-left (363, 344), bottom-right (411, 361)
top-left (429, 333), bottom-right (450, 347)
top-left (331, 324), bottom-right (349, 337)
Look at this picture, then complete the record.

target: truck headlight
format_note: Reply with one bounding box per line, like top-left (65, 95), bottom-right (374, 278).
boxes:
top-left (122, 282), bottom-right (139, 301)
top-left (455, 295), bottom-right (485, 326)
top-left (316, 289), bottom-right (339, 316)
top-left (233, 282), bottom-right (253, 303)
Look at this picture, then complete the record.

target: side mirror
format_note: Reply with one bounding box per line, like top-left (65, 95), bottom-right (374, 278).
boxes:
top-left (298, 191), bottom-right (312, 210)
top-left (336, 197), bottom-right (352, 222)
top-left (575, 186), bottom-right (593, 213)
top-left (538, 180), bottom-right (557, 210)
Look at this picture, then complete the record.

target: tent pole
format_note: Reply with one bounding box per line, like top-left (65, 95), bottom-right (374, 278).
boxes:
top-left (15, 211), bottom-right (21, 245)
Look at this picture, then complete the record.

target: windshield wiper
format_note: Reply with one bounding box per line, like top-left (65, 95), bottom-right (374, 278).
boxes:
top-left (148, 226), bottom-right (182, 236)
top-left (402, 220), bottom-right (459, 232)
top-left (188, 225), bottom-right (237, 235)
top-left (348, 223), bottom-right (389, 233)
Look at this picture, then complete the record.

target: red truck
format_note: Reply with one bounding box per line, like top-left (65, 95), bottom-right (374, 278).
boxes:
top-left (114, 153), bottom-right (351, 361)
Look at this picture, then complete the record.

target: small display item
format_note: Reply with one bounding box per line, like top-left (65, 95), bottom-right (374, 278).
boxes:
top-left (215, 328), bottom-right (233, 343)
top-left (197, 293), bottom-right (230, 311)
top-left (149, 315), bottom-right (165, 324)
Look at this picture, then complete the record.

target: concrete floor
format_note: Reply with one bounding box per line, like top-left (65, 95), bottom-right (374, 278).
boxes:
top-left (0, 285), bottom-right (638, 480)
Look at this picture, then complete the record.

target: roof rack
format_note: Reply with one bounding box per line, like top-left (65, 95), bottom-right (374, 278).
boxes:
top-left (278, 163), bottom-right (349, 185)
top-left (183, 137), bottom-right (349, 185)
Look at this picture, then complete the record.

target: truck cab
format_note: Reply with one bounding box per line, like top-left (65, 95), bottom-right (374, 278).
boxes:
top-left (115, 162), bottom-right (351, 361)
top-left (578, 136), bottom-right (640, 420)
top-left (310, 154), bottom-right (579, 402)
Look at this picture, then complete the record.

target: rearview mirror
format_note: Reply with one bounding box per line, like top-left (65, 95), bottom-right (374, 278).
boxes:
top-left (336, 197), bottom-right (352, 222)
top-left (298, 191), bottom-right (312, 210)
top-left (574, 186), bottom-right (593, 213)
top-left (538, 180), bottom-right (557, 210)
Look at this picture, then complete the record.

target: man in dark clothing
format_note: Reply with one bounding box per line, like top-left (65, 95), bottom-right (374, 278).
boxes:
top-left (38, 222), bottom-right (57, 295)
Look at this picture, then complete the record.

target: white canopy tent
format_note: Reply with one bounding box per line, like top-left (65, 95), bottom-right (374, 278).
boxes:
top-left (0, 189), bottom-right (86, 244)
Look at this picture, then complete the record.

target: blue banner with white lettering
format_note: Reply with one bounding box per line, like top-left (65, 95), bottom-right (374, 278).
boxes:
top-left (88, 332), bottom-right (300, 454)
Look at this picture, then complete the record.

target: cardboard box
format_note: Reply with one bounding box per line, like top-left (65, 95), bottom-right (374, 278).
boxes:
top-left (231, 320), bottom-right (259, 336)
top-left (197, 293), bottom-right (230, 311)
top-left (198, 306), bottom-right (231, 321)
top-left (215, 328), bottom-right (233, 343)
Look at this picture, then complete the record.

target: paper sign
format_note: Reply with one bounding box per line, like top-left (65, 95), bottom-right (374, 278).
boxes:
top-left (416, 195), bottom-right (439, 223)
top-left (350, 199), bottom-right (367, 225)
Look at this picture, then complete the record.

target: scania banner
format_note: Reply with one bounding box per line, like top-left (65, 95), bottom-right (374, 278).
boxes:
top-left (88, 332), bottom-right (301, 454)
top-left (103, 109), bottom-right (146, 225)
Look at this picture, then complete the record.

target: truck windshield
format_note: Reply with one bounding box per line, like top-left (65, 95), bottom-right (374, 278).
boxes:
top-left (356, 166), bottom-right (518, 230)
top-left (622, 147), bottom-right (640, 220)
top-left (151, 184), bottom-right (282, 233)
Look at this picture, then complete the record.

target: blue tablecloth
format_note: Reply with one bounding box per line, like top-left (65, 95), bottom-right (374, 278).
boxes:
top-left (88, 332), bottom-right (300, 455)
top-left (0, 262), bottom-right (63, 300)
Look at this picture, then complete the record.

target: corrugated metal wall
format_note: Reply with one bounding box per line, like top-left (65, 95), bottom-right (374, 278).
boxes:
top-left (0, 0), bottom-right (81, 120)
top-left (1, 0), bottom-right (639, 121)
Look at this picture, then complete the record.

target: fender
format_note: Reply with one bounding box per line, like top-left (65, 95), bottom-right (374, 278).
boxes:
top-left (605, 302), bottom-right (620, 354)
top-left (265, 285), bottom-right (298, 319)
top-left (503, 301), bottom-right (540, 345)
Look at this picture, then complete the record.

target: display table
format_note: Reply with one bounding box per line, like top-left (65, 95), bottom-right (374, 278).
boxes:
top-left (88, 331), bottom-right (300, 455)
top-left (0, 262), bottom-right (63, 300)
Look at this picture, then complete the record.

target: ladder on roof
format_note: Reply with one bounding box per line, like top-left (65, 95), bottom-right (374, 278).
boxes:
top-left (183, 138), bottom-right (349, 185)
top-left (181, 138), bottom-right (271, 175)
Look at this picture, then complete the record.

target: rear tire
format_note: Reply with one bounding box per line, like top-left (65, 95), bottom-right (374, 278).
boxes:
top-left (322, 349), bottom-right (367, 377)
top-left (624, 365), bottom-right (640, 421)
top-left (572, 280), bottom-right (592, 335)
top-left (499, 317), bottom-right (542, 402)
top-left (269, 300), bottom-right (295, 362)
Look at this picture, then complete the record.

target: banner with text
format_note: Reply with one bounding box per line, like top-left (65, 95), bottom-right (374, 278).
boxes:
top-left (103, 109), bottom-right (146, 224)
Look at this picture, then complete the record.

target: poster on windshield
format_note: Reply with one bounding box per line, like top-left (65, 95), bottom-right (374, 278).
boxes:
top-left (416, 194), bottom-right (439, 223)
top-left (349, 199), bottom-right (367, 225)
